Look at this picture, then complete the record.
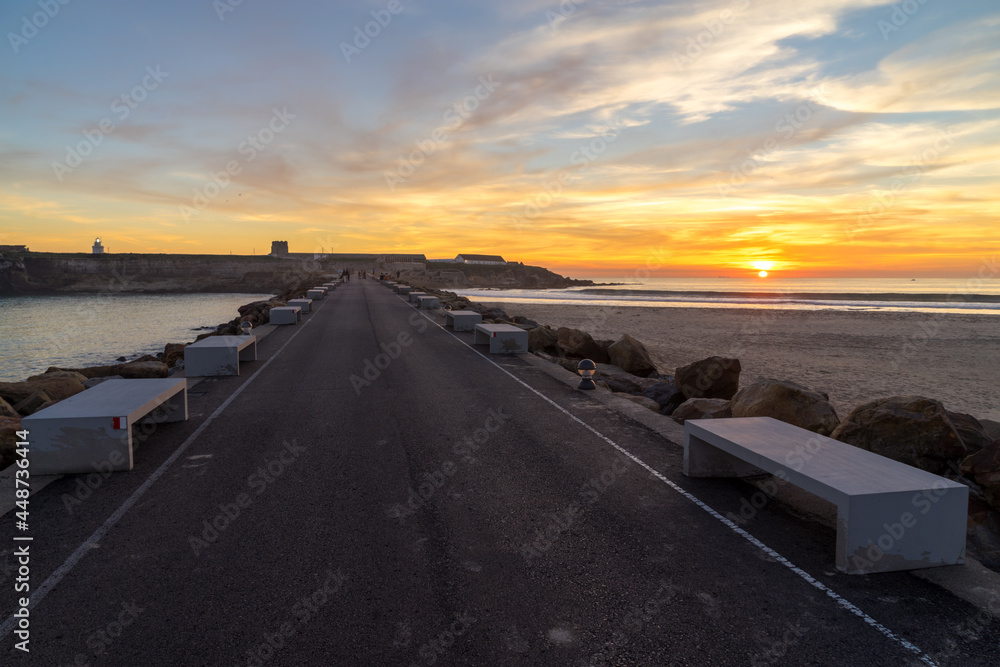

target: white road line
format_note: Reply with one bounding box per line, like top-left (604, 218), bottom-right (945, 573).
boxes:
top-left (412, 305), bottom-right (938, 667)
top-left (0, 299), bottom-right (328, 640)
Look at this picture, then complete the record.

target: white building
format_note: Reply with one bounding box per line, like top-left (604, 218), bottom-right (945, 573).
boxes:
top-left (455, 254), bottom-right (506, 265)
top-left (92, 237), bottom-right (105, 254)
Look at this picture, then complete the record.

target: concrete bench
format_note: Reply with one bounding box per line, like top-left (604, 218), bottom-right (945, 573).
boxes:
top-left (269, 306), bottom-right (301, 325)
top-left (287, 298), bottom-right (313, 313)
top-left (473, 323), bottom-right (529, 354)
top-left (418, 296), bottom-right (440, 309)
top-left (306, 289), bottom-right (325, 299)
top-left (408, 292), bottom-right (428, 304)
top-left (397, 286), bottom-right (412, 295)
top-left (184, 335), bottom-right (258, 377)
top-left (446, 310), bottom-right (482, 331)
top-left (23, 378), bottom-right (188, 475)
top-left (322, 282), bottom-right (338, 290)
top-left (683, 417), bottom-right (968, 574)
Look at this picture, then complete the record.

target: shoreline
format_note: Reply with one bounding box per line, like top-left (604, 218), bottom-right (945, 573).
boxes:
top-left (474, 300), bottom-right (1000, 423)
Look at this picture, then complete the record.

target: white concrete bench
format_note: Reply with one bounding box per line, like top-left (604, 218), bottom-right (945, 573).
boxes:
top-left (322, 282), bottom-right (338, 290)
top-left (184, 335), bottom-right (258, 376)
top-left (418, 296), bottom-right (440, 309)
top-left (408, 292), bottom-right (428, 304)
top-left (306, 289), bottom-right (325, 299)
top-left (445, 310), bottom-right (482, 331)
top-left (397, 286), bottom-right (412, 295)
top-left (684, 417), bottom-right (968, 574)
top-left (269, 306), bottom-right (301, 325)
top-left (473, 323), bottom-right (529, 354)
top-left (23, 378), bottom-right (188, 475)
top-left (287, 298), bottom-right (312, 313)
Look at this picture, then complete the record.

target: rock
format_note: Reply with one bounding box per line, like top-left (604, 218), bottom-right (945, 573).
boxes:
top-left (616, 394), bottom-right (661, 412)
top-left (675, 356), bottom-right (741, 400)
top-left (0, 396), bottom-right (18, 419)
top-left (672, 398), bottom-right (732, 424)
top-left (13, 390), bottom-right (52, 416)
top-left (597, 375), bottom-right (644, 394)
top-left (0, 372), bottom-right (87, 405)
top-left (83, 375), bottom-right (125, 389)
top-left (195, 332), bottom-right (218, 342)
top-left (528, 327), bottom-right (560, 354)
top-left (830, 396), bottom-right (975, 474)
top-left (731, 378), bottom-right (840, 435)
top-left (163, 343), bottom-right (187, 368)
top-left (982, 419), bottom-right (1000, 441)
top-left (118, 361), bottom-right (168, 379)
top-left (479, 307), bottom-right (509, 321)
top-left (607, 334), bottom-right (657, 378)
top-left (966, 495), bottom-right (1000, 570)
top-left (556, 327), bottom-right (609, 363)
top-left (962, 439), bottom-right (1000, 512)
top-left (642, 382), bottom-right (687, 415)
top-left (511, 315), bottom-right (540, 328)
top-left (0, 417), bottom-right (21, 471)
top-left (945, 411), bottom-right (993, 454)
top-left (534, 351), bottom-right (580, 375)
top-left (116, 356), bottom-right (127, 362)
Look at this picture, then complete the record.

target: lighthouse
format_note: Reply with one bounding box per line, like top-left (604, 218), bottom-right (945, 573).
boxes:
top-left (92, 237), bottom-right (105, 254)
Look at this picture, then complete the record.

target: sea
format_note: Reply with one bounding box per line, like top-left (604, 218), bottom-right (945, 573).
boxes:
top-left (0, 293), bottom-right (273, 382)
top-left (456, 276), bottom-right (1000, 315)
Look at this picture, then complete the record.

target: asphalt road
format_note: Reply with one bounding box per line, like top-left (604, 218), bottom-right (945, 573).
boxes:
top-left (2, 278), bottom-right (997, 666)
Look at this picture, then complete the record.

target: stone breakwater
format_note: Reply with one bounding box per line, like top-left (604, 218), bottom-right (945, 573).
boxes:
top-left (0, 275), bottom-right (325, 468)
top-left (410, 283), bottom-right (1000, 571)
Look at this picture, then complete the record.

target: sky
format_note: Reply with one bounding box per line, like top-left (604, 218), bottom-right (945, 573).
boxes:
top-left (1, 0), bottom-right (998, 278)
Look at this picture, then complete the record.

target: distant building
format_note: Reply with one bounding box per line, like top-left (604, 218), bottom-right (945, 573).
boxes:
top-left (455, 254), bottom-right (506, 265)
top-left (0, 245), bottom-right (28, 253)
top-left (270, 240), bottom-right (289, 257)
top-left (92, 237), bottom-right (105, 254)
top-left (378, 254), bottom-right (426, 263)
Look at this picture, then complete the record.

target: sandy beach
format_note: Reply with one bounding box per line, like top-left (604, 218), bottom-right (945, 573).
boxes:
top-left (477, 301), bottom-right (1000, 423)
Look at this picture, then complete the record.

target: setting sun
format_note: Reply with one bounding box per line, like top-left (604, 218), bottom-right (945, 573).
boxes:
top-left (758, 271), bottom-right (768, 278)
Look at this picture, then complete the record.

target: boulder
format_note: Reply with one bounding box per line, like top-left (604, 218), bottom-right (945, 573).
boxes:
top-left (607, 334), bottom-right (657, 378)
top-left (118, 361), bottom-right (169, 379)
top-left (0, 417), bottom-right (21, 471)
top-left (511, 315), bottom-right (540, 328)
top-left (675, 356), bottom-right (741, 400)
top-left (0, 372), bottom-right (87, 405)
top-left (479, 307), bottom-right (509, 321)
top-left (597, 376), bottom-right (644, 394)
top-left (945, 411), bottom-right (993, 454)
top-left (616, 394), bottom-right (661, 412)
top-left (163, 343), bottom-right (187, 368)
top-left (528, 326), bottom-right (560, 355)
top-left (966, 496), bottom-right (1000, 570)
top-left (83, 375), bottom-right (125, 389)
top-left (731, 378), bottom-right (840, 435)
top-left (13, 390), bottom-right (52, 416)
top-left (830, 396), bottom-right (975, 474)
top-left (0, 396), bottom-right (18, 419)
top-left (556, 327), bottom-right (609, 363)
top-left (671, 398), bottom-right (732, 424)
top-left (534, 351), bottom-right (580, 375)
top-left (962, 439), bottom-right (1000, 512)
top-left (642, 382), bottom-right (687, 415)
